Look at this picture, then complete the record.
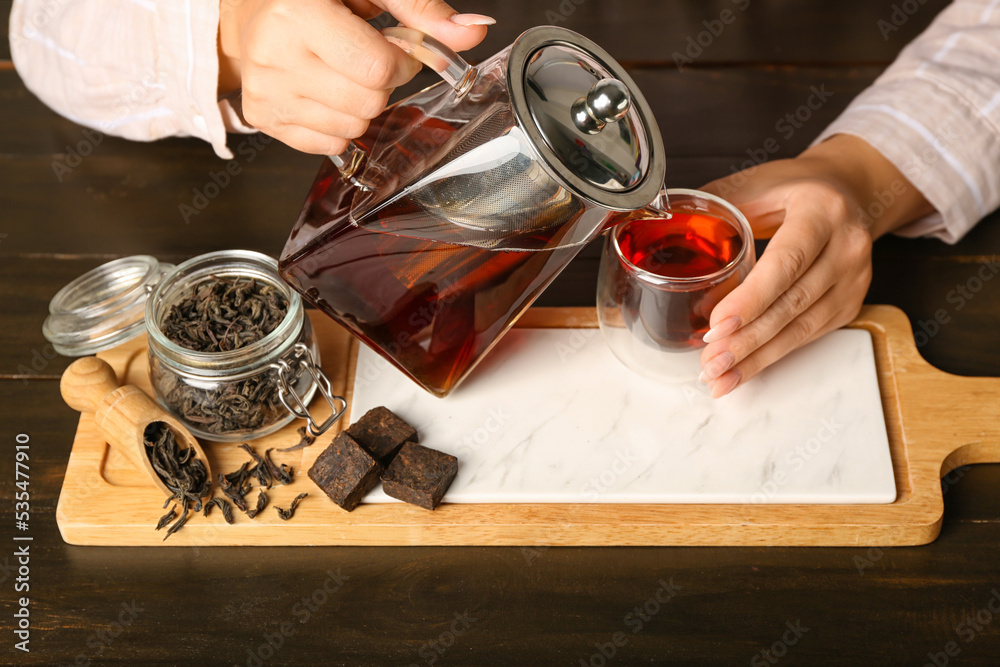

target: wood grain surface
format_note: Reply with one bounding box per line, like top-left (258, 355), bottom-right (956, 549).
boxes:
top-left (55, 307), bottom-right (999, 547)
top-left (3, 0), bottom-right (1000, 664)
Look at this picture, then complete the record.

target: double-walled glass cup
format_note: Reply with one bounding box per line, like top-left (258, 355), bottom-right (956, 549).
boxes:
top-left (597, 189), bottom-right (755, 382)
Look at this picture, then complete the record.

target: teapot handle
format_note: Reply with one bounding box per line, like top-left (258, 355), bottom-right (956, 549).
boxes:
top-left (381, 27), bottom-right (478, 96)
top-left (330, 27), bottom-right (478, 184)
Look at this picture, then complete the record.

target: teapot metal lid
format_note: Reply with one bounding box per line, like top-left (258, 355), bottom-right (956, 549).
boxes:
top-left (508, 26), bottom-right (666, 212)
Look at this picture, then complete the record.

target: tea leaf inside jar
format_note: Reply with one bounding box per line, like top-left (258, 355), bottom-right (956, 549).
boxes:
top-left (153, 275), bottom-right (308, 437)
top-left (161, 276), bottom-right (289, 352)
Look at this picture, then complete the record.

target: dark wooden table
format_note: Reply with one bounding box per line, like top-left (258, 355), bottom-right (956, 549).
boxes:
top-left (3, 1), bottom-right (1000, 664)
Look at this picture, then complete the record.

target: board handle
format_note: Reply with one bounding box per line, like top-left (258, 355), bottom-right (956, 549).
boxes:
top-left (858, 305), bottom-right (1000, 478)
top-left (933, 374), bottom-right (1000, 474)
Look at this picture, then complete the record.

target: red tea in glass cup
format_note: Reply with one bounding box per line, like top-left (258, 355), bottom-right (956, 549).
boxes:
top-left (597, 188), bottom-right (755, 382)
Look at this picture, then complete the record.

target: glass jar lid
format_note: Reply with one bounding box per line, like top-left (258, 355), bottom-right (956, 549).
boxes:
top-left (43, 255), bottom-right (174, 356)
top-left (508, 26), bottom-right (666, 211)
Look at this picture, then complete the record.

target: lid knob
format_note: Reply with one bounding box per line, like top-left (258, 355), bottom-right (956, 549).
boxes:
top-left (571, 78), bottom-right (631, 135)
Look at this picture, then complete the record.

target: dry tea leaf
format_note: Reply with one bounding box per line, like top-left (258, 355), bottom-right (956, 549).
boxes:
top-left (276, 493), bottom-right (309, 520)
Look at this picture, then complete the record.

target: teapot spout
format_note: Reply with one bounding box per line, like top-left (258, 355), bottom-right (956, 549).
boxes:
top-left (646, 188), bottom-right (673, 219)
top-left (600, 188), bottom-right (673, 232)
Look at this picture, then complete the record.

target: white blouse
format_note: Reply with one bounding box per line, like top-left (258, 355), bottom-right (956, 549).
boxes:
top-left (9, 0), bottom-right (1000, 242)
top-left (813, 0), bottom-right (1000, 243)
top-left (9, 0), bottom-right (251, 160)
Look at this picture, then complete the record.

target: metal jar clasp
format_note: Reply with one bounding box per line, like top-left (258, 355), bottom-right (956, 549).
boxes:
top-left (270, 343), bottom-right (347, 437)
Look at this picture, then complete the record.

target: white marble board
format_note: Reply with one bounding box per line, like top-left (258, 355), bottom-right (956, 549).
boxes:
top-left (352, 328), bottom-right (896, 504)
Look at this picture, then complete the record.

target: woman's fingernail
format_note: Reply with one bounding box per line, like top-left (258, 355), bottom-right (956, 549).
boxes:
top-left (451, 13), bottom-right (496, 26)
top-left (700, 351), bottom-right (735, 383)
top-left (709, 369), bottom-right (742, 399)
top-left (703, 316), bottom-right (741, 344)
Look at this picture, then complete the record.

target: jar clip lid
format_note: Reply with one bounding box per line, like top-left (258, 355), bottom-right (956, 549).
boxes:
top-left (43, 255), bottom-right (174, 357)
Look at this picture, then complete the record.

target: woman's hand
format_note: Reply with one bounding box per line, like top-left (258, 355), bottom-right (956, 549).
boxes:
top-left (218, 0), bottom-right (493, 154)
top-left (697, 134), bottom-right (934, 398)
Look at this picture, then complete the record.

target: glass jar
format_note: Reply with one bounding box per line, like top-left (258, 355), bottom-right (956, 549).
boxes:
top-left (44, 250), bottom-right (345, 442)
top-left (144, 250), bottom-right (344, 442)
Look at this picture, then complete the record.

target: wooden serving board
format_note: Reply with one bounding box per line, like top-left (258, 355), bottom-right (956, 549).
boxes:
top-left (56, 306), bottom-right (1000, 546)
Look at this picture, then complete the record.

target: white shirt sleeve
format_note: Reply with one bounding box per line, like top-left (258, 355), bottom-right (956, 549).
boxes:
top-left (8, 0), bottom-right (254, 160)
top-left (813, 0), bottom-right (1000, 243)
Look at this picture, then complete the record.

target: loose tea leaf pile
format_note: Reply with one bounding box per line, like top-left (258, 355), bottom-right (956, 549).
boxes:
top-left (153, 275), bottom-right (306, 436)
top-left (216, 443), bottom-right (304, 522)
top-left (162, 276), bottom-right (288, 352)
top-left (144, 422), bottom-right (211, 540)
top-left (147, 428), bottom-right (312, 537)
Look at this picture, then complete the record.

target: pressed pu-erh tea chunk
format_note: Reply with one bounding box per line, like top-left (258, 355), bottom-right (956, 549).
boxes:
top-left (345, 406), bottom-right (417, 466)
top-left (308, 432), bottom-right (384, 512)
top-left (380, 443), bottom-right (458, 511)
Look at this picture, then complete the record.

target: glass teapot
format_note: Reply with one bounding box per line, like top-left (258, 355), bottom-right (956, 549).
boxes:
top-left (279, 25), bottom-right (668, 397)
